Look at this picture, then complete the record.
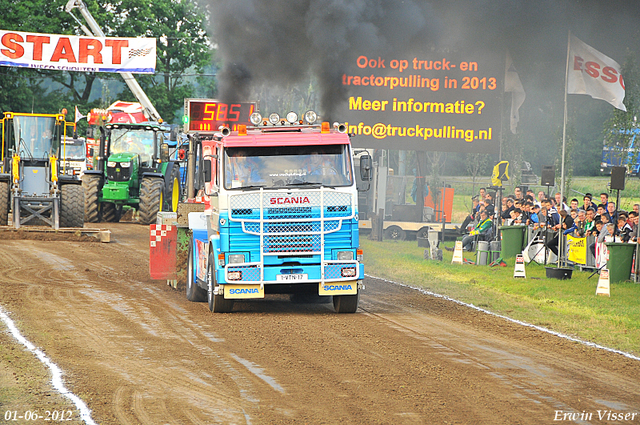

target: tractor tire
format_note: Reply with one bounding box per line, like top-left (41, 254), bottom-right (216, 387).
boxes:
top-left (101, 203), bottom-right (122, 222)
top-left (333, 293), bottom-right (359, 314)
top-left (138, 177), bottom-right (164, 225)
top-left (186, 238), bottom-right (207, 302)
top-left (82, 174), bottom-right (101, 223)
top-left (0, 181), bottom-right (9, 226)
top-left (164, 165), bottom-right (181, 213)
top-left (208, 250), bottom-right (234, 313)
top-left (59, 184), bottom-right (85, 228)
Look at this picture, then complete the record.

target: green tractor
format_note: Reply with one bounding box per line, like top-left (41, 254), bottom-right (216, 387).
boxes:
top-left (0, 111), bottom-right (84, 228)
top-left (82, 121), bottom-right (181, 225)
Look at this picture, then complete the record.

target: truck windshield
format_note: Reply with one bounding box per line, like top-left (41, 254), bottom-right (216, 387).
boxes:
top-left (224, 144), bottom-right (353, 190)
top-left (13, 115), bottom-right (57, 160)
top-left (61, 140), bottom-right (86, 160)
top-left (110, 128), bottom-right (154, 165)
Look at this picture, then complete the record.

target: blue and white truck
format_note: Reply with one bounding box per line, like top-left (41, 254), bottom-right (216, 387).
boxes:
top-left (183, 108), bottom-right (372, 313)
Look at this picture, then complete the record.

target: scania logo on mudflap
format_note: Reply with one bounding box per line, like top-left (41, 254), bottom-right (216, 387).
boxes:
top-left (224, 285), bottom-right (264, 299)
top-left (270, 196), bottom-right (310, 205)
top-left (229, 288), bottom-right (259, 294)
top-left (325, 285), bottom-right (352, 291)
top-left (318, 282), bottom-right (358, 296)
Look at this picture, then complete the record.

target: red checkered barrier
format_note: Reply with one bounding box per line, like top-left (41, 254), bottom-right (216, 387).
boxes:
top-left (149, 224), bottom-right (177, 280)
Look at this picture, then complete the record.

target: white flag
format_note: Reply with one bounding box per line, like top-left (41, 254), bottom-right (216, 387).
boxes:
top-left (74, 106), bottom-right (86, 123)
top-left (568, 35), bottom-right (626, 111)
top-left (505, 51), bottom-right (526, 134)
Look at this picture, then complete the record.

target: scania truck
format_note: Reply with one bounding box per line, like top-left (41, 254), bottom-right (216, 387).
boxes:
top-left (184, 108), bottom-right (372, 313)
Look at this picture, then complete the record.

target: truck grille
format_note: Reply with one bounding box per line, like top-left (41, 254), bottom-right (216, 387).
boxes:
top-left (107, 165), bottom-right (131, 182)
top-left (228, 190), bottom-right (354, 254)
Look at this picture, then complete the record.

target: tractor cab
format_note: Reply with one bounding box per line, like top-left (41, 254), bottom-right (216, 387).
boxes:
top-left (0, 112), bottom-right (84, 228)
top-left (82, 121), bottom-right (181, 224)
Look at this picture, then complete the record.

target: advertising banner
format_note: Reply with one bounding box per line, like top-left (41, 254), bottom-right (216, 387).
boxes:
top-left (567, 235), bottom-right (587, 265)
top-left (337, 49), bottom-right (503, 153)
top-left (0, 30), bottom-right (156, 74)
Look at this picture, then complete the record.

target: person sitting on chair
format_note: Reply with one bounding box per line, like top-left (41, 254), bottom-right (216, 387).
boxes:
top-left (462, 208), bottom-right (493, 252)
top-left (459, 195), bottom-right (480, 234)
top-left (545, 209), bottom-right (574, 257)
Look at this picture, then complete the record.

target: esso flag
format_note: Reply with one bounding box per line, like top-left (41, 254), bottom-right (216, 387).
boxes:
top-left (0, 30), bottom-right (156, 74)
top-left (568, 35), bottom-right (626, 111)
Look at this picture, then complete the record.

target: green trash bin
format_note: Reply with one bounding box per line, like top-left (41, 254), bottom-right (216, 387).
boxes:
top-left (499, 225), bottom-right (526, 259)
top-left (606, 242), bottom-right (636, 283)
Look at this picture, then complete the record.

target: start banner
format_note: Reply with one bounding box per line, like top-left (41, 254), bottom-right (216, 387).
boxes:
top-left (0, 30), bottom-right (156, 74)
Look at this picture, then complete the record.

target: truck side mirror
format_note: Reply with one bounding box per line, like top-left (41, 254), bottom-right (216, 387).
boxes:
top-left (160, 143), bottom-right (170, 163)
top-left (359, 154), bottom-right (372, 181)
top-left (89, 147), bottom-right (94, 157)
top-left (86, 127), bottom-right (94, 139)
top-left (204, 159), bottom-right (212, 182)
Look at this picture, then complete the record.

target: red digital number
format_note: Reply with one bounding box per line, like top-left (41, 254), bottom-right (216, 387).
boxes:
top-left (228, 104), bottom-right (240, 121)
top-left (216, 104), bottom-right (228, 121)
top-left (203, 103), bottom-right (216, 121)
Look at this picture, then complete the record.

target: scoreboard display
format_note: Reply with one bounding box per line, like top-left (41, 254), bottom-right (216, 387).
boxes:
top-left (184, 99), bottom-right (257, 133)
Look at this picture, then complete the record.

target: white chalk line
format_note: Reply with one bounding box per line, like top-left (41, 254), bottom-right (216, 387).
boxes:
top-left (0, 305), bottom-right (98, 425)
top-left (366, 274), bottom-right (640, 362)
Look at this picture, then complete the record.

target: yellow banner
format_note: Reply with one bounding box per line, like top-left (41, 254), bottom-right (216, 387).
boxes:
top-left (567, 235), bottom-right (587, 265)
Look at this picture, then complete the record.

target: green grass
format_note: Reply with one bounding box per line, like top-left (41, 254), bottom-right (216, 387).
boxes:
top-left (361, 237), bottom-right (640, 355)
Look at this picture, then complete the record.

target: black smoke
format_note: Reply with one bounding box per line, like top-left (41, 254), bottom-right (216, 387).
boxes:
top-left (208, 0), bottom-right (439, 120)
top-left (207, 0), bottom-right (640, 129)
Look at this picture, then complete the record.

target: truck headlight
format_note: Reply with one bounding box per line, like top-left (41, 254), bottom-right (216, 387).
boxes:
top-left (286, 111), bottom-right (298, 123)
top-left (228, 254), bottom-right (246, 264)
top-left (120, 162), bottom-right (131, 168)
top-left (337, 251), bottom-right (354, 261)
top-left (341, 268), bottom-right (356, 277)
top-left (304, 110), bottom-right (317, 124)
top-left (228, 271), bottom-right (242, 280)
top-left (268, 113), bottom-right (280, 125)
top-left (250, 112), bottom-right (262, 125)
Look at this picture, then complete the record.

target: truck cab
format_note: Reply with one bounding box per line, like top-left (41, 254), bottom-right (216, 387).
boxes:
top-left (186, 111), bottom-right (372, 313)
top-left (60, 136), bottom-right (88, 177)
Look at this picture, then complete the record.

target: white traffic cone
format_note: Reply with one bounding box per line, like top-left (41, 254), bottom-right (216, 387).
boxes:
top-left (452, 240), bottom-right (464, 264)
top-left (596, 268), bottom-right (610, 297)
top-left (513, 254), bottom-right (526, 278)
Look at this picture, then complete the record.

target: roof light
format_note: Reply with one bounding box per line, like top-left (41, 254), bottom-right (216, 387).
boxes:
top-left (268, 113), bottom-right (280, 125)
top-left (238, 125), bottom-right (247, 136)
top-left (321, 122), bottom-right (330, 133)
top-left (286, 111), bottom-right (298, 123)
top-left (304, 110), bottom-right (317, 124)
top-left (250, 112), bottom-right (262, 125)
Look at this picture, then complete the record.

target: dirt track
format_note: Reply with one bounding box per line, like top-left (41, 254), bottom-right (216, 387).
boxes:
top-left (1, 223), bottom-right (639, 424)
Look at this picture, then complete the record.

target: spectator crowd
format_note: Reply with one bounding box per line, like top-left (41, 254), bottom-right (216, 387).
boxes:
top-left (459, 187), bottom-right (640, 261)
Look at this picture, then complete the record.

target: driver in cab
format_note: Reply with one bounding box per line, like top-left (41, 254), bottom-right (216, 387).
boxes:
top-left (227, 150), bottom-right (263, 188)
top-left (307, 151), bottom-right (337, 176)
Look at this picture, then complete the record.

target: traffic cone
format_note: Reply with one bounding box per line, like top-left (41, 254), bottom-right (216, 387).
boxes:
top-left (513, 254), bottom-right (526, 278)
top-left (452, 241), bottom-right (464, 264)
top-left (596, 269), bottom-right (610, 297)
